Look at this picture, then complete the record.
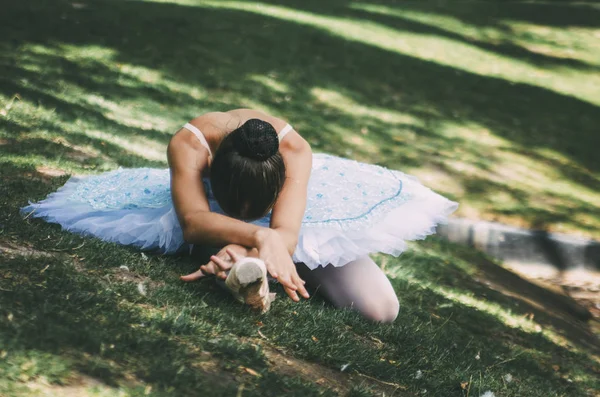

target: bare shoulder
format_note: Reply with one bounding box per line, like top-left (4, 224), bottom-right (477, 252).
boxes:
top-left (168, 115), bottom-right (217, 171)
top-left (167, 134), bottom-right (208, 172)
top-left (280, 131), bottom-right (311, 155)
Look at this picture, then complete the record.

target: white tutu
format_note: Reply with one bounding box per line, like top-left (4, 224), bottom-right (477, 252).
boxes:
top-left (22, 153), bottom-right (458, 269)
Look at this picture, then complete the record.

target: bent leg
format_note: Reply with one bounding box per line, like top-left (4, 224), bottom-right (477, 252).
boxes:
top-left (296, 257), bottom-right (399, 323)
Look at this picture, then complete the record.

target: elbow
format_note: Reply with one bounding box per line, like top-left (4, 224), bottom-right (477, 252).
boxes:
top-left (182, 228), bottom-right (193, 244)
top-left (181, 210), bottom-right (213, 244)
top-left (181, 214), bottom-right (197, 244)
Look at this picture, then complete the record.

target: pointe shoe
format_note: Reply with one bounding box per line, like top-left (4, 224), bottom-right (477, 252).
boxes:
top-left (225, 257), bottom-right (275, 313)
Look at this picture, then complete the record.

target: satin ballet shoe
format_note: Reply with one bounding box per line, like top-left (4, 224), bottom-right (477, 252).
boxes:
top-left (225, 257), bottom-right (275, 313)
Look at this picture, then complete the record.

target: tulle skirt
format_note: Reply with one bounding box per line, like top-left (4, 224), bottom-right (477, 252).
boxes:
top-left (21, 153), bottom-right (458, 269)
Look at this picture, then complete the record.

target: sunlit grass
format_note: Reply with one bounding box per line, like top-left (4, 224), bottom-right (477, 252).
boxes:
top-left (248, 74), bottom-right (291, 94)
top-left (2, 0), bottom-right (599, 236)
top-left (85, 130), bottom-right (166, 162)
top-left (1, 1), bottom-right (599, 392)
top-left (200, 1), bottom-right (600, 106)
top-left (310, 87), bottom-right (600, 235)
top-left (351, 3), bottom-right (600, 67)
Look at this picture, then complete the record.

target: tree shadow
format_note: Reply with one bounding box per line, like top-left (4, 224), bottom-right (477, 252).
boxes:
top-left (344, 4), bottom-right (600, 71)
top-left (398, 239), bottom-right (600, 355)
top-left (376, 268), bottom-right (598, 395)
top-left (2, 158), bottom-right (598, 396)
top-left (0, 165), bottom-right (343, 396)
top-left (359, 0), bottom-right (600, 28)
top-left (1, 0), bottom-right (599, 176)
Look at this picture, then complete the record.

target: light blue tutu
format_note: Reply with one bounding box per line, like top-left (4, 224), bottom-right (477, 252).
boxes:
top-left (21, 153), bottom-right (458, 269)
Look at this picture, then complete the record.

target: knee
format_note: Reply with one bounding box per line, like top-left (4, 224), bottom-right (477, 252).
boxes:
top-left (359, 294), bottom-right (400, 323)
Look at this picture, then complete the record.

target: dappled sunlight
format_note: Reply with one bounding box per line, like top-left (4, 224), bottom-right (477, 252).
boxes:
top-left (248, 74), bottom-right (290, 94)
top-left (23, 373), bottom-right (125, 397)
top-left (311, 87), bottom-right (421, 126)
top-left (318, 122), bottom-right (382, 161)
top-left (85, 130), bottom-right (167, 163)
top-left (352, 3), bottom-right (506, 44)
top-left (493, 150), bottom-right (599, 201)
top-left (85, 94), bottom-right (172, 133)
top-left (117, 63), bottom-right (208, 101)
top-left (431, 283), bottom-right (576, 352)
top-left (58, 43), bottom-right (118, 62)
top-left (509, 23), bottom-right (600, 66)
top-left (383, 247), bottom-right (600, 366)
top-left (304, 86), bottom-right (600, 235)
top-left (408, 165), bottom-right (466, 198)
top-left (352, 3), bottom-right (600, 68)
top-left (200, 1), bottom-right (600, 106)
top-left (2, 0), bottom-right (599, 237)
top-left (3, 1), bottom-right (600, 395)
top-left (12, 43), bottom-right (203, 135)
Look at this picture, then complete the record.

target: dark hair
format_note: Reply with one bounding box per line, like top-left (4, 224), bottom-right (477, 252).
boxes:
top-left (210, 118), bottom-right (286, 220)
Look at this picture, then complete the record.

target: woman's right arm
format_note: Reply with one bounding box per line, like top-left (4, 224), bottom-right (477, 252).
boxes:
top-left (168, 133), bottom-right (309, 301)
top-left (167, 133), bottom-right (262, 248)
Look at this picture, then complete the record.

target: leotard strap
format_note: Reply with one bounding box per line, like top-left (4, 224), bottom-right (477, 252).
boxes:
top-left (278, 123), bottom-right (293, 142)
top-left (183, 123), bottom-right (212, 159)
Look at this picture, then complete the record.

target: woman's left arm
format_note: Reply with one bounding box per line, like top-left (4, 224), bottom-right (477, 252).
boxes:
top-left (229, 108), bottom-right (312, 255)
top-left (270, 132), bottom-right (312, 255)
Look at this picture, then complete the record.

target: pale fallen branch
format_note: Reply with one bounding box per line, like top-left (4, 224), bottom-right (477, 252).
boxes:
top-left (355, 371), bottom-right (408, 390)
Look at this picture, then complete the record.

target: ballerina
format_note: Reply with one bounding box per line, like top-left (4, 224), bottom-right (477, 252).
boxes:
top-left (22, 108), bottom-right (458, 322)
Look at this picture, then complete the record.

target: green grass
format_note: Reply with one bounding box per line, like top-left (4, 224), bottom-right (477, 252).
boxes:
top-left (2, 0), bottom-right (599, 237)
top-left (2, 169), bottom-right (599, 396)
top-left (1, 0), bottom-right (600, 395)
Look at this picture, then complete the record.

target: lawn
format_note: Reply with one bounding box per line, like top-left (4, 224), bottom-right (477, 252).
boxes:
top-left (1, 0), bottom-right (599, 396)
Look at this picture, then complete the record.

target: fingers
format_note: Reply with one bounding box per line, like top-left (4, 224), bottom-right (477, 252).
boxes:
top-left (180, 268), bottom-right (206, 282)
top-left (284, 285), bottom-right (300, 302)
top-left (216, 270), bottom-right (228, 280)
top-left (294, 275), bottom-right (310, 299)
top-left (210, 255), bottom-right (233, 272)
top-left (225, 248), bottom-right (243, 263)
top-left (181, 256), bottom-right (230, 282)
top-left (273, 275), bottom-right (297, 291)
top-left (272, 273), bottom-right (309, 301)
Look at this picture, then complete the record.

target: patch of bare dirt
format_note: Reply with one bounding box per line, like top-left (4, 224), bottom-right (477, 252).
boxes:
top-left (25, 374), bottom-right (109, 397)
top-left (515, 268), bottom-right (600, 319)
top-left (0, 240), bottom-right (53, 259)
top-left (471, 257), bottom-right (600, 354)
top-left (244, 337), bottom-right (411, 396)
top-left (504, 265), bottom-right (600, 338)
top-left (51, 136), bottom-right (106, 163)
top-left (35, 166), bottom-right (68, 179)
top-left (2, 163), bottom-right (71, 185)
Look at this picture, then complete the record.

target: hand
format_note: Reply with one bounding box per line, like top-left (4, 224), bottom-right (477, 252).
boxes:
top-left (255, 228), bottom-right (309, 302)
top-left (180, 244), bottom-right (255, 282)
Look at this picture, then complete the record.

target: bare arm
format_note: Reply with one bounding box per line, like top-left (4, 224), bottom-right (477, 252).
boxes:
top-left (167, 129), bottom-right (263, 249)
top-left (227, 109), bottom-right (312, 254)
top-left (270, 135), bottom-right (312, 255)
top-left (170, 112), bottom-right (310, 301)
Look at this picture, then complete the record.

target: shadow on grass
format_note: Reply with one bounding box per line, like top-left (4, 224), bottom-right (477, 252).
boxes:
top-left (359, 0), bottom-right (600, 28)
top-left (1, 0), bottom-right (599, 174)
top-left (1, 0), bottom-right (599, 240)
top-left (287, 0), bottom-right (600, 71)
top-left (0, 162), bottom-right (598, 395)
top-left (408, 239), bottom-right (600, 349)
top-left (1, 165), bottom-right (345, 397)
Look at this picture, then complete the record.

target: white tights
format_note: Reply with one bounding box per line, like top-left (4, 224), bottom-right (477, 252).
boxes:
top-left (297, 257), bottom-right (399, 323)
top-left (191, 246), bottom-right (399, 323)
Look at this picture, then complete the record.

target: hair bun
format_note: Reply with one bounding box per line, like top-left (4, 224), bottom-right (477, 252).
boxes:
top-left (232, 119), bottom-right (279, 161)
